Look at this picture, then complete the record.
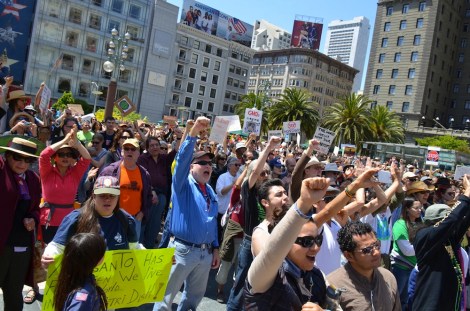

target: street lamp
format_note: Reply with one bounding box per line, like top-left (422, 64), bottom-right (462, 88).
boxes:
top-left (465, 119), bottom-right (470, 131)
top-left (91, 82), bottom-right (103, 113)
top-left (102, 28), bottom-right (131, 120)
top-left (420, 116), bottom-right (425, 128)
top-left (449, 117), bottom-right (454, 129)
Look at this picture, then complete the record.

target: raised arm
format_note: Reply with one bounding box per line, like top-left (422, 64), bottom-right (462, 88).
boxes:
top-left (248, 136), bottom-right (281, 189)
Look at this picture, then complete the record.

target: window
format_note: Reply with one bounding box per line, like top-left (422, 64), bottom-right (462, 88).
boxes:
top-left (108, 20), bottom-right (120, 33)
top-left (210, 89), bottom-right (216, 98)
top-left (405, 85), bottom-right (413, 95)
top-left (196, 100), bottom-right (203, 110)
top-left (200, 71), bottom-right (207, 82)
top-left (186, 82), bottom-right (194, 93)
top-left (411, 51), bottom-right (419, 62)
top-left (184, 97), bottom-right (191, 107)
top-left (408, 68), bottom-right (416, 78)
top-left (62, 54), bottom-right (74, 71)
top-left (381, 38), bottom-right (388, 47)
top-left (461, 39), bottom-right (468, 48)
top-left (389, 85), bottom-right (396, 95)
top-left (376, 69), bottom-right (383, 79)
top-left (89, 14), bottom-right (101, 30)
top-left (373, 85), bottom-right (380, 94)
top-left (400, 20), bottom-right (407, 30)
top-left (464, 24), bottom-right (469, 32)
top-left (229, 65), bottom-right (235, 73)
top-left (216, 48), bottom-right (223, 57)
top-left (66, 31), bottom-right (78, 48)
top-left (413, 35), bottom-right (421, 45)
top-left (379, 53), bottom-right (386, 63)
top-left (112, 0), bottom-right (123, 13)
top-left (386, 6), bottom-right (393, 16)
top-left (85, 36), bottom-right (97, 52)
top-left (416, 18), bottom-right (424, 28)
top-left (214, 61), bottom-right (220, 71)
top-left (126, 25), bottom-right (139, 41)
top-left (419, 1), bottom-right (426, 11)
top-left (240, 81), bottom-right (246, 89)
top-left (384, 22), bottom-right (391, 32)
top-left (69, 8), bottom-right (82, 24)
top-left (208, 102), bottom-right (214, 112)
top-left (191, 53), bottom-right (198, 64)
top-left (205, 44), bottom-right (212, 54)
top-left (394, 53), bottom-right (401, 62)
top-left (454, 84), bottom-right (460, 93)
top-left (459, 53), bottom-right (465, 62)
top-left (467, 84), bottom-right (470, 94)
top-left (392, 69), bottom-right (399, 78)
top-left (203, 57), bottom-right (209, 68)
top-left (370, 101), bottom-right (377, 109)
top-left (126, 48), bottom-right (135, 62)
top-left (457, 70), bottom-right (462, 78)
top-left (402, 4), bottom-right (409, 13)
top-left (212, 75), bottom-right (219, 84)
top-left (58, 78), bottom-right (71, 93)
top-left (199, 85), bottom-right (205, 96)
top-left (386, 101), bottom-right (393, 111)
top-left (397, 36), bottom-right (404, 46)
top-left (189, 68), bottom-right (196, 79)
top-left (78, 82), bottom-right (90, 97)
top-left (82, 59), bottom-right (95, 75)
top-left (129, 4), bottom-right (141, 19)
top-left (402, 102), bottom-right (410, 112)
top-left (193, 40), bottom-right (201, 49)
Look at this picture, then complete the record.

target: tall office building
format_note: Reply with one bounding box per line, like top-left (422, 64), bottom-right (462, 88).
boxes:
top-left (324, 16), bottom-right (370, 93)
top-left (251, 20), bottom-right (292, 51)
top-left (364, 0), bottom-right (470, 140)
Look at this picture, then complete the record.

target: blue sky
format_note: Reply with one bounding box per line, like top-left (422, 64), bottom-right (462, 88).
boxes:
top-left (166, 0), bottom-right (378, 88)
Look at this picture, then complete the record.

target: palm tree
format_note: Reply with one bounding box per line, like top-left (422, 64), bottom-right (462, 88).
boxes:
top-left (234, 92), bottom-right (270, 135)
top-left (368, 105), bottom-right (405, 143)
top-left (268, 88), bottom-right (320, 138)
top-left (322, 93), bottom-right (371, 146)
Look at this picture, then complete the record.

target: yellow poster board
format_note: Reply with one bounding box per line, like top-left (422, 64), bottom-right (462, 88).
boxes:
top-left (42, 248), bottom-right (174, 310)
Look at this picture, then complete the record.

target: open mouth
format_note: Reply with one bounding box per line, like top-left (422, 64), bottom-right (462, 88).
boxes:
top-left (306, 255), bottom-right (316, 263)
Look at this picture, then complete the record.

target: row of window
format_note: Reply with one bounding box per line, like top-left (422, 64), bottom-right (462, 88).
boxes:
top-left (371, 101), bottom-right (411, 113)
top-left (372, 84), bottom-right (414, 96)
top-left (178, 81), bottom-right (217, 98)
top-left (382, 34), bottom-right (421, 47)
top-left (379, 51), bottom-right (419, 63)
top-left (383, 18), bottom-right (424, 32)
top-left (229, 64), bottom-right (248, 77)
top-left (227, 77), bottom-right (246, 90)
top-left (57, 77), bottom-right (128, 101)
top-left (376, 68), bottom-right (416, 79)
top-left (225, 91), bottom-right (243, 102)
top-left (386, 2), bottom-right (426, 16)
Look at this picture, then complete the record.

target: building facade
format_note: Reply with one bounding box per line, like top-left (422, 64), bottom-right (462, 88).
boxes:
top-left (248, 48), bottom-right (358, 117)
top-left (163, 23), bottom-right (255, 122)
top-left (364, 0), bottom-right (470, 141)
top-left (324, 16), bottom-right (371, 93)
top-left (25, 0), bottom-right (152, 111)
top-left (251, 19), bottom-right (292, 51)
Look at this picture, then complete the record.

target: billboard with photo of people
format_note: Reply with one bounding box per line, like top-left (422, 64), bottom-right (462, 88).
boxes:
top-left (180, 0), bottom-right (253, 47)
top-left (291, 20), bottom-right (323, 50)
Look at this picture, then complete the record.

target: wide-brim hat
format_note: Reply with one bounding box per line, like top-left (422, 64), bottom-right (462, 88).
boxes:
top-left (406, 181), bottom-right (435, 194)
top-left (235, 142), bottom-right (247, 151)
top-left (423, 204), bottom-right (451, 221)
top-left (6, 88), bottom-right (30, 102)
top-left (24, 105), bottom-right (37, 113)
top-left (0, 137), bottom-right (39, 158)
top-left (322, 163), bottom-right (341, 174)
top-left (55, 144), bottom-right (79, 158)
top-left (9, 112), bottom-right (35, 129)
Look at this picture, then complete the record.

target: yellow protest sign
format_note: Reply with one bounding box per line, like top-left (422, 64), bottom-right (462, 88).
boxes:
top-left (42, 248), bottom-right (174, 310)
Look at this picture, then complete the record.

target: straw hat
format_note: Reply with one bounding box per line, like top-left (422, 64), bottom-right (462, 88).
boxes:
top-left (6, 86), bottom-right (30, 102)
top-left (9, 112), bottom-right (35, 129)
top-left (0, 137), bottom-right (39, 158)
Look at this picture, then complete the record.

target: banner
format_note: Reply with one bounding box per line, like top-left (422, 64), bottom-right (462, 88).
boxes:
top-left (283, 121), bottom-right (301, 135)
top-left (242, 108), bottom-right (262, 135)
top-left (425, 146), bottom-right (440, 166)
top-left (42, 248), bottom-right (174, 310)
top-left (312, 127), bottom-right (336, 154)
top-left (268, 130), bottom-right (283, 142)
top-left (291, 20), bottom-right (323, 50)
top-left (209, 116), bottom-right (230, 145)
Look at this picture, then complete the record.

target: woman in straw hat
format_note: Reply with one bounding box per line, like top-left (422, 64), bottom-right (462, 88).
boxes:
top-left (4, 85), bottom-right (30, 132)
top-left (0, 137), bottom-right (41, 309)
top-left (4, 111), bottom-right (37, 137)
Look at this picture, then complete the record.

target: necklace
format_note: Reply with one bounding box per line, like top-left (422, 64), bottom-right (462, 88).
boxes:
top-left (445, 244), bottom-right (463, 311)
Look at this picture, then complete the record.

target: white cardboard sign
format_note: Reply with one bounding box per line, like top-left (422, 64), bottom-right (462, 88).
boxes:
top-left (268, 130), bottom-right (283, 142)
top-left (39, 85), bottom-right (51, 113)
top-left (283, 120), bottom-right (301, 135)
top-left (454, 165), bottom-right (470, 180)
top-left (313, 126), bottom-right (336, 154)
top-left (209, 117), bottom-right (231, 145)
top-left (220, 115), bottom-right (241, 132)
top-left (242, 108), bottom-right (262, 135)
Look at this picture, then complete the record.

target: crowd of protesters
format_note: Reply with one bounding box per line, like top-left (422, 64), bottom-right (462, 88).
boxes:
top-left (2, 81), bottom-right (470, 311)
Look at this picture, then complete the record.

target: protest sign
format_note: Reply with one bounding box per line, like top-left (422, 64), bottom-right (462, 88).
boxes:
top-left (42, 248), bottom-right (174, 310)
top-left (115, 95), bottom-right (136, 117)
top-left (39, 84), bottom-right (51, 114)
top-left (425, 146), bottom-right (440, 166)
top-left (312, 127), bottom-right (336, 154)
top-left (268, 130), bottom-right (283, 141)
top-left (242, 108), bottom-right (262, 135)
top-left (282, 121), bottom-right (301, 135)
top-left (209, 117), bottom-right (231, 145)
top-left (454, 165), bottom-right (470, 180)
top-left (220, 115), bottom-right (241, 132)
top-left (67, 104), bottom-right (84, 116)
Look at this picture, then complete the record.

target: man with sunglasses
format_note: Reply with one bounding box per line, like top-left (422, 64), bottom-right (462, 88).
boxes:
top-left (100, 138), bottom-right (153, 244)
top-left (154, 116), bottom-right (220, 311)
top-left (328, 221), bottom-right (401, 310)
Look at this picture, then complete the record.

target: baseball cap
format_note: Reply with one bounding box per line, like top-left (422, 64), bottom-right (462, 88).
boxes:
top-left (403, 172), bottom-right (417, 179)
top-left (236, 142), bottom-right (247, 151)
top-left (192, 150), bottom-right (215, 162)
top-left (122, 138), bottom-right (140, 148)
top-left (423, 204), bottom-right (451, 222)
top-left (269, 158), bottom-right (282, 168)
top-left (93, 176), bottom-right (120, 195)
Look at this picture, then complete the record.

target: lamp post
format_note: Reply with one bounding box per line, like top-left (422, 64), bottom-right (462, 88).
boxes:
top-left (102, 28), bottom-right (131, 120)
top-left (420, 116), bottom-right (425, 129)
top-left (91, 82), bottom-right (103, 114)
top-left (465, 119), bottom-right (470, 131)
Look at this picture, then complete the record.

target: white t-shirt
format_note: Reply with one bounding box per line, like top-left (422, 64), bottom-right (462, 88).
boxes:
top-left (361, 207), bottom-right (393, 255)
top-left (315, 220), bottom-right (343, 275)
top-left (216, 171), bottom-right (239, 214)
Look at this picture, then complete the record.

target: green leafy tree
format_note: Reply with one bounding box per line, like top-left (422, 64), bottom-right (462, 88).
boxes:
top-left (322, 93), bottom-right (371, 146)
top-left (52, 92), bottom-right (74, 111)
top-left (368, 105), bottom-right (405, 143)
top-left (94, 107), bottom-right (146, 123)
top-left (234, 93), bottom-right (270, 135)
top-left (269, 88), bottom-right (320, 138)
top-left (416, 135), bottom-right (470, 153)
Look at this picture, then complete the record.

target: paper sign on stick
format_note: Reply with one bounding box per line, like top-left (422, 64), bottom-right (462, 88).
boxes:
top-left (283, 121), bottom-right (301, 135)
top-left (425, 146), bottom-right (440, 166)
top-left (268, 130), bottom-right (283, 142)
top-left (42, 249), bottom-right (174, 310)
top-left (39, 85), bottom-right (51, 114)
top-left (209, 117), bottom-right (230, 145)
top-left (219, 115), bottom-right (241, 132)
top-left (454, 165), bottom-right (470, 180)
top-left (312, 127), bottom-right (336, 154)
top-left (243, 108), bottom-right (262, 135)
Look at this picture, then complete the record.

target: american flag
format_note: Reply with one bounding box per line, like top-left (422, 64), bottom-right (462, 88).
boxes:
top-left (229, 17), bottom-right (247, 35)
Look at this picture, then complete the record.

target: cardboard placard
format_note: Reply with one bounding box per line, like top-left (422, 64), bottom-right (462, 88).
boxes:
top-left (283, 120), bottom-right (301, 135)
top-left (67, 104), bottom-right (84, 116)
top-left (242, 108), bottom-right (262, 135)
top-left (454, 165), bottom-right (470, 180)
top-left (312, 127), bottom-right (336, 154)
top-left (268, 130), bottom-right (283, 142)
top-left (220, 115), bottom-right (241, 132)
top-left (39, 84), bottom-right (51, 114)
top-left (115, 95), bottom-right (136, 117)
top-left (425, 146), bottom-right (440, 166)
top-left (209, 116), bottom-right (231, 145)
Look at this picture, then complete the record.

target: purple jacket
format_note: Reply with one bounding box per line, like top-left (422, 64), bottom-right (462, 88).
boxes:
top-left (99, 161), bottom-right (152, 222)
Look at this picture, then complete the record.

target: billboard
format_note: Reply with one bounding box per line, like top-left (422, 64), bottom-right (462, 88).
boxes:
top-left (291, 20), bottom-right (323, 50)
top-left (0, 0), bottom-right (35, 83)
top-left (180, 0), bottom-right (253, 47)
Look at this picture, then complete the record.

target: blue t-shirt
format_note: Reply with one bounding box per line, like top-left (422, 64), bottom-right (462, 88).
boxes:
top-left (53, 209), bottom-right (137, 250)
top-left (62, 276), bottom-right (100, 311)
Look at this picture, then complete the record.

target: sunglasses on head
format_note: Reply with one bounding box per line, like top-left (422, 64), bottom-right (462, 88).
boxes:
top-left (57, 152), bottom-right (76, 159)
top-left (11, 153), bottom-right (36, 163)
top-left (123, 146), bottom-right (137, 152)
top-left (193, 160), bottom-right (212, 166)
top-left (355, 240), bottom-right (381, 255)
top-left (294, 235), bottom-right (323, 248)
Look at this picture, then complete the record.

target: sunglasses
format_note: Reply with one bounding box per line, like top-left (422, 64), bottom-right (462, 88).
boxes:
top-left (219, 158), bottom-right (227, 161)
top-left (11, 153), bottom-right (36, 163)
top-left (407, 178), bottom-right (418, 182)
top-left (322, 196), bottom-right (335, 204)
top-left (121, 135), bottom-right (131, 139)
top-left (57, 152), bottom-right (76, 159)
top-left (193, 160), bottom-right (212, 166)
top-left (294, 235), bottom-right (323, 248)
top-left (96, 193), bottom-right (118, 200)
top-left (123, 147), bottom-right (137, 152)
top-left (233, 164), bottom-right (241, 167)
top-left (355, 240), bottom-right (381, 255)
